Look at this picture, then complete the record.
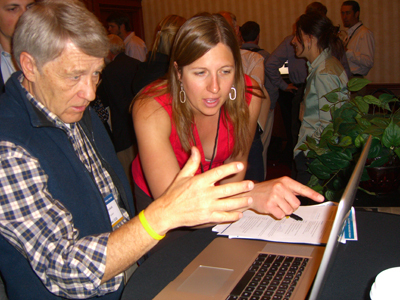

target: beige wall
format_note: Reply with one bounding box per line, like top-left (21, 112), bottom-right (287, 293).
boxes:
top-left (142, 0), bottom-right (400, 84)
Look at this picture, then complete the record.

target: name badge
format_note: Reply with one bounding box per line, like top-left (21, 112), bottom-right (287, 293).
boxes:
top-left (104, 193), bottom-right (124, 228)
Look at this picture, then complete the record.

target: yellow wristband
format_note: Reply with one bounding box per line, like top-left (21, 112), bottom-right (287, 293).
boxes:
top-left (138, 210), bottom-right (165, 240)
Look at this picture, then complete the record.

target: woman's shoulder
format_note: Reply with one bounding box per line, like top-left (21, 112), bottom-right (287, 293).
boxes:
top-left (132, 91), bottom-right (171, 121)
top-left (244, 74), bottom-right (252, 86)
top-left (318, 55), bottom-right (345, 77)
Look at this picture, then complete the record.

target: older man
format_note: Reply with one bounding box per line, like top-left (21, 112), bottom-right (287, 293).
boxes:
top-left (0, 1), bottom-right (323, 299)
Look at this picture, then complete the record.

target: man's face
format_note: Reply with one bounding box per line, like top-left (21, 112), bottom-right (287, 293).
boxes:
top-left (341, 5), bottom-right (359, 28)
top-left (0, 0), bottom-right (35, 41)
top-left (107, 22), bottom-right (121, 36)
top-left (27, 42), bottom-right (105, 123)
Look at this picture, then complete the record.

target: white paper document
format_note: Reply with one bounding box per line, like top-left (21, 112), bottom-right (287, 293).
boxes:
top-left (213, 202), bottom-right (346, 245)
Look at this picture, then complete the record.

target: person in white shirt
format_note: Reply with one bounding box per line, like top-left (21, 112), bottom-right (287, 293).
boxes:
top-left (340, 0), bottom-right (375, 77)
top-left (106, 12), bottom-right (147, 62)
top-left (218, 11), bottom-right (270, 182)
top-left (0, 0), bottom-right (35, 91)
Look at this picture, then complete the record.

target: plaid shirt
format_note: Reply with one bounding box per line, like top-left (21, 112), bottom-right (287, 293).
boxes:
top-left (0, 78), bottom-right (129, 298)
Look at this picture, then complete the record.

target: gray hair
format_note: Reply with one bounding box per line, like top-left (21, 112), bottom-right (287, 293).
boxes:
top-left (108, 34), bottom-right (125, 55)
top-left (13, 0), bottom-right (109, 70)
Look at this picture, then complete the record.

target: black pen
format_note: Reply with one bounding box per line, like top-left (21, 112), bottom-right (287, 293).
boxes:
top-left (289, 213), bottom-right (303, 221)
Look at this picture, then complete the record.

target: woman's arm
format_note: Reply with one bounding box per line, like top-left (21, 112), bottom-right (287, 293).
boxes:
top-left (220, 77), bottom-right (262, 184)
top-left (132, 97), bottom-right (181, 199)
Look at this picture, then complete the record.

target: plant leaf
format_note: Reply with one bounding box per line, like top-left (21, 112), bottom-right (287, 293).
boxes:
top-left (297, 144), bottom-right (308, 151)
top-left (363, 95), bottom-right (380, 106)
top-left (311, 185), bottom-right (324, 194)
top-left (368, 155), bottom-right (389, 168)
top-left (325, 189), bottom-right (336, 201)
top-left (370, 117), bottom-right (390, 129)
top-left (368, 138), bottom-right (383, 158)
top-left (308, 159), bottom-right (332, 180)
top-left (338, 136), bottom-right (353, 147)
top-left (332, 177), bottom-right (345, 190)
top-left (394, 147), bottom-right (400, 159)
top-left (355, 134), bottom-right (366, 148)
top-left (382, 119), bottom-right (400, 148)
top-left (321, 104), bottom-right (331, 112)
top-left (307, 150), bottom-right (318, 159)
top-left (355, 117), bottom-right (371, 129)
top-left (324, 92), bottom-right (339, 103)
top-left (348, 78), bottom-right (371, 92)
top-left (354, 97), bottom-right (369, 113)
top-left (379, 93), bottom-right (396, 104)
top-left (308, 175), bottom-right (320, 187)
top-left (318, 151), bottom-right (352, 171)
top-left (363, 126), bottom-right (385, 139)
top-left (305, 136), bottom-right (327, 156)
top-left (360, 168), bottom-right (370, 181)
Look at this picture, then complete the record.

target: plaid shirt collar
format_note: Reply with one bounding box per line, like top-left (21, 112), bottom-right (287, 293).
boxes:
top-left (18, 73), bottom-right (77, 132)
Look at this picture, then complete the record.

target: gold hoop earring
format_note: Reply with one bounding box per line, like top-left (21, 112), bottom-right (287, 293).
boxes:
top-left (179, 83), bottom-right (186, 104)
top-left (229, 86), bottom-right (236, 101)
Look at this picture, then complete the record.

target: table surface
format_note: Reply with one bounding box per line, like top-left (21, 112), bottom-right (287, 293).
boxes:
top-left (354, 189), bottom-right (400, 207)
top-left (121, 210), bottom-right (400, 300)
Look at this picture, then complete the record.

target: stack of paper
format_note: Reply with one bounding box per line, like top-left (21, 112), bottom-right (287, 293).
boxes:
top-left (213, 202), bottom-right (357, 245)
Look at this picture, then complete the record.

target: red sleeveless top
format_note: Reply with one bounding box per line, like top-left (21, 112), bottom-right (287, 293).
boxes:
top-left (132, 75), bottom-right (253, 197)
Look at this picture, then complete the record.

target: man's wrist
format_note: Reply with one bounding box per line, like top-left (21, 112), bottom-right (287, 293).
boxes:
top-left (142, 200), bottom-right (171, 236)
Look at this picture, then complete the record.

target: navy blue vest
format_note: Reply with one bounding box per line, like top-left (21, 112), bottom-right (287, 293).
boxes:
top-left (0, 72), bottom-right (135, 299)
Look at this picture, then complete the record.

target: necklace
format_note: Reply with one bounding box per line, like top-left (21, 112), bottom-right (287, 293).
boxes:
top-left (192, 109), bottom-right (221, 173)
top-left (345, 23), bottom-right (363, 47)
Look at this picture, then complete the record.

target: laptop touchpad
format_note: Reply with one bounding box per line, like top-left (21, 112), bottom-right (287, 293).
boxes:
top-left (177, 265), bottom-right (233, 296)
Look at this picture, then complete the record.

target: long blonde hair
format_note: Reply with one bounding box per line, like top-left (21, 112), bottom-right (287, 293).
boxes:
top-left (148, 15), bottom-right (186, 62)
top-left (135, 13), bottom-right (251, 157)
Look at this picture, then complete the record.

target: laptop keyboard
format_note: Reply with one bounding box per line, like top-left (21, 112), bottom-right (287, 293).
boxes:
top-left (226, 253), bottom-right (309, 300)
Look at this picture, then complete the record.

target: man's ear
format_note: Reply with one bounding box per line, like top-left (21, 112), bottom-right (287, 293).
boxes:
top-left (174, 61), bottom-right (182, 81)
top-left (19, 52), bottom-right (38, 82)
top-left (355, 11), bottom-right (360, 20)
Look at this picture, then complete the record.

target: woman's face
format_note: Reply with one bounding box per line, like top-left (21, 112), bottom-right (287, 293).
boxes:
top-left (291, 30), bottom-right (308, 59)
top-left (177, 42), bottom-right (235, 117)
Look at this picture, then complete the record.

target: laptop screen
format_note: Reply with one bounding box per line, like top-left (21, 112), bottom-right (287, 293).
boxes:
top-left (308, 135), bottom-right (372, 300)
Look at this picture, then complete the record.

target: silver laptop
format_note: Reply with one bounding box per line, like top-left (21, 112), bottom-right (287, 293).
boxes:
top-left (155, 136), bottom-right (372, 300)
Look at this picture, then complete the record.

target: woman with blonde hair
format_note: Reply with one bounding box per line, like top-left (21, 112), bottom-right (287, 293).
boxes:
top-left (131, 13), bottom-right (262, 213)
top-left (132, 14), bottom-right (186, 96)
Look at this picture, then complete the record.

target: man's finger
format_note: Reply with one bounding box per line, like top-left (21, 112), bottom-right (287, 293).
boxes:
top-left (197, 161), bottom-right (246, 186)
top-left (175, 146), bottom-right (202, 179)
top-left (211, 196), bottom-right (253, 212)
top-left (207, 181), bottom-right (254, 199)
top-left (207, 211), bottom-right (244, 224)
top-left (176, 148), bottom-right (246, 186)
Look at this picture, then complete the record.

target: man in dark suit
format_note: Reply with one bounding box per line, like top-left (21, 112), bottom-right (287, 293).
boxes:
top-left (97, 34), bottom-right (141, 190)
top-left (0, 0), bottom-right (35, 95)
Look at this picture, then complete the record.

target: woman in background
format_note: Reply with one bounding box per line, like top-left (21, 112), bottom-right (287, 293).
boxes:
top-left (131, 14), bottom-right (186, 96)
top-left (292, 12), bottom-right (349, 186)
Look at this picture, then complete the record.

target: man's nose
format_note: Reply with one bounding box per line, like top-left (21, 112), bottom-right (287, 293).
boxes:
top-left (79, 77), bottom-right (97, 101)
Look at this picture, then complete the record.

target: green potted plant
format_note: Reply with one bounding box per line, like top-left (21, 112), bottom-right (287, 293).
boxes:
top-left (298, 77), bottom-right (400, 200)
